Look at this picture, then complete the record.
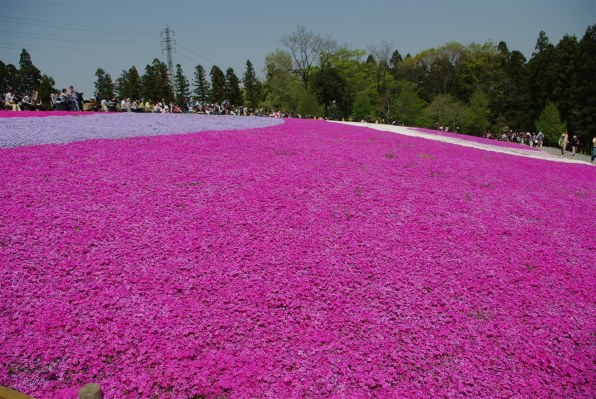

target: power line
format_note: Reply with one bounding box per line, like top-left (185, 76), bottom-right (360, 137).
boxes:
top-left (0, 30), bottom-right (159, 47)
top-left (176, 43), bottom-right (221, 66)
top-left (176, 36), bottom-right (234, 67)
top-left (175, 51), bottom-right (202, 66)
top-left (0, 44), bottom-right (152, 55)
top-left (0, 15), bottom-right (154, 37)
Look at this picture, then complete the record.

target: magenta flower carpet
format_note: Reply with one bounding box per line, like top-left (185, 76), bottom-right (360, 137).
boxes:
top-left (0, 114), bottom-right (594, 399)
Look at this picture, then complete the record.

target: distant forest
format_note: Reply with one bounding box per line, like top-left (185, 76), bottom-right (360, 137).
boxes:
top-left (1, 24), bottom-right (595, 149)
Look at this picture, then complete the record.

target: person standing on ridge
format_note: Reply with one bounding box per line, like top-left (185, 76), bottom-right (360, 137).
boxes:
top-left (559, 130), bottom-right (569, 155)
top-left (571, 135), bottom-right (580, 156)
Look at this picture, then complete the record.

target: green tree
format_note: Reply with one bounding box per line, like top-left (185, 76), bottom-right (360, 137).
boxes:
top-left (0, 61), bottom-right (19, 94)
top-left (417, 42), bottom-right (465, 100)
top-left (262, 50), bottom-right (301, 112)
top-left (391, 79), bottom-right (426, 126)
top-left (116, 66), bottom-right (142, 100)
top-left (312, 66), bottom-right (346, 117)
top-left (394, 54), bottom-right (425, 92)
top-left (209, 65), bottom-right (225, 103)
top-left (535, 101), bottom-right (566, 146)
top-left (37, 74), bottom-right (56, 109)
top-left (18, 49), bottom-right (42, 94)
top-left (326, 48), bottom-right (369, 117)
top-left (462, 89), bottom-right (490, 135)
top-left (297, 88), bottom-right (323, 117)
top-left (193, 64), bottom-right (210, 103)
top-left (242, 60), bottom-right (260, 108)
top-left (173, 64), bottom-right (191, 106)
top-left (368, 40), bottom-right (393, 94)
top-left (424, 94), bottom-right (466, 131)
top-left (499, 48), bottom-right (532, 131)
top-left (224, 67), bottom-right (243, 105)
top-left (389, 49), bottom-right (403, 74)
top-left (142, 58), bottom-right (173, 103)
top-left (94, 67), bottom-right (115, 100)
top-left (571, 24), bottom-right (596, 144)
top-left (377, 75), bottom-right (399, 122)
top-left (527, 31), bottom-right (556, 123)
top-left (352, 92), bottom-right (373, 121)
top-left (551, 35), bottom-right (579, 130)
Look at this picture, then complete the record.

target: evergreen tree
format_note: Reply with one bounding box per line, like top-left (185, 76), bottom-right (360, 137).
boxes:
top-left (501, 49), bottom-right (532, 130)
top-left (535, 101), bottom-right (566, 146)
top-left (571, 24), bottom-right (596, 142)
top-left (389, 49), bottom-right (403, 73)
top-left (174, 64), bottom-right (191, 106)
top-left (94, 68), bottom-right (115, 100)
top-left (551, 35), bottom-right (579, 130)
top-left (193, 64), bottom-right (210, 103)
top-left (224, 67), bottom-right (242, 105)
top-left (116, 66), bottom-right (142, 100)
top-left (527, 31), bottom-right (556, 122)
top-left (142, 58), bottom-right (173, 103)
top-left (242, 60), bottom-right (260, 108)
top-left (209, 65), bottom-right (225, 103)
top-left (18, 49), bottom-right (42, 94)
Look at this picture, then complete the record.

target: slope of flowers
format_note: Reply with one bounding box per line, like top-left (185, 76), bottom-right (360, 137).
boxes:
top-left (0, 118), bottom-right (594, 399)
top-left (0, 112), bottom-right (283, 147)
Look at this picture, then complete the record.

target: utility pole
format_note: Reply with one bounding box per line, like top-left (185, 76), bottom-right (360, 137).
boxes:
top-left (161, 25), bottom-right (176, 86)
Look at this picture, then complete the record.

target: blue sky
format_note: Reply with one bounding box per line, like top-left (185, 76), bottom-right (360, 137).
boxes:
top-left (1, 0), bottom-right (594, 98)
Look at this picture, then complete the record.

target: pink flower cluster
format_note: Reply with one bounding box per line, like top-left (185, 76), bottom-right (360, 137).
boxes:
top-left (0, 116), bottom-right (594, 399)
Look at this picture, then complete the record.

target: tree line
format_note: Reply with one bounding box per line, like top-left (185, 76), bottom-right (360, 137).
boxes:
top-left (1, 24), bottom-right (595, 149)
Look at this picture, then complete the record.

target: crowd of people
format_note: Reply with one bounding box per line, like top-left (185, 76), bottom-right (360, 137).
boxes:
top-left (485, 130), bottom-right (546, 148)
top-left (2, 86), bottom-right (83, 112)
top-left (96, 96), bottom-right (290, 118)
top-left (2, 90), bottom-right (42, 111)
top-left (2, 86), bottom-right (295, 118)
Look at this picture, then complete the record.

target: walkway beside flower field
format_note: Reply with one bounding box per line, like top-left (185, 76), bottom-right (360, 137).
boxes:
top-left (336, 121), bottom-right (593, 165)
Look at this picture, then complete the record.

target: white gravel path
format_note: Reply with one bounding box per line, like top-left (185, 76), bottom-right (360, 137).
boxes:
top-left (333, 121), bottom-right (593, 166)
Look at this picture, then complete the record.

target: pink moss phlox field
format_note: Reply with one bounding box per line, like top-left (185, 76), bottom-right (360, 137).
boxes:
top-left (412, 127), bottom-right (541, 151)
top-left (0, 118), bottom-right (594, 399)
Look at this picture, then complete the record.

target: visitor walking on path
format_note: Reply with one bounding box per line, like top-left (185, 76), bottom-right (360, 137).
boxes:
top-left (591, 136), bottom-right (596, 164)
top-left (571, 135), bottom-right (580, 156)
top-left (559, 130), bottom-right (569, 155)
